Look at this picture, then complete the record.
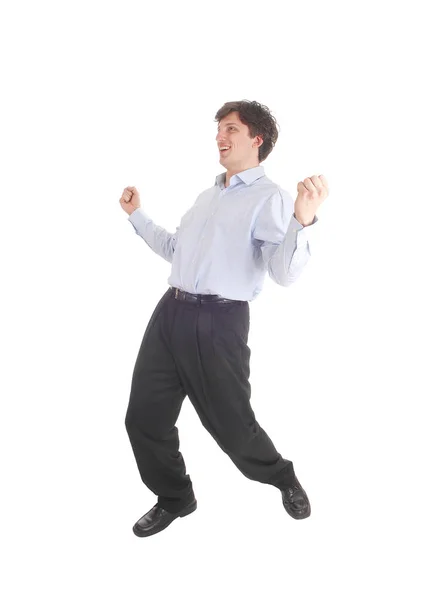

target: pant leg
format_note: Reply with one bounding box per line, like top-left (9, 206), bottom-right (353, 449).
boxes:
top-left (170, 297), bottom-right (296, 490)
top-left (125, 288), bottom-right (196, 513)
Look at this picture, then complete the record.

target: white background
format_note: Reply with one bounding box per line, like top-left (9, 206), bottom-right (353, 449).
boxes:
top-left (1, 0), bottom-right (440, 598)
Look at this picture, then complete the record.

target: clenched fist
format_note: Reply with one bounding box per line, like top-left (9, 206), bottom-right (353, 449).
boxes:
top-left (119, 186), bottom-right (141, 216)
top-left (294, 175), bottom-right (329, 226)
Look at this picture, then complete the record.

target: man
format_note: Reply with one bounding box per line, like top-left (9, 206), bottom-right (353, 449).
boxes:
top-left (120, 100), bottom-right (329, 538)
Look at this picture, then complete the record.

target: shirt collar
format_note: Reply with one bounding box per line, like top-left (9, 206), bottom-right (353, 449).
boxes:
top-left (215, 165), bottom-right (265, 189)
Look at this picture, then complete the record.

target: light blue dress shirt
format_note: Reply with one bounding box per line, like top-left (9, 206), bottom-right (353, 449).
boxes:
top-left (128, 165), bottom-right (318, 302)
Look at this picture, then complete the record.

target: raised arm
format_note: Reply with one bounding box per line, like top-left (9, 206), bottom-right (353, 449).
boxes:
top-left (120, 186), bottom-right (179, 264)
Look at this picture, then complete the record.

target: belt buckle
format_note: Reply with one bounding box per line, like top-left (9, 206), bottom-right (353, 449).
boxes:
top-left (175, 288), bottom-right (178, 299)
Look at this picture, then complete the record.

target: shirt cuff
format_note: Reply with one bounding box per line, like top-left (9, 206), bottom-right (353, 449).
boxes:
top-left (291, 214), bottom-right (318, 246)
top-left (128, 207), bottom-right (150, 231)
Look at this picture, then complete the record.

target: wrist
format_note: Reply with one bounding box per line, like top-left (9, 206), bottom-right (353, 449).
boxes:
top-left (293, 213), bottom-right (314, 227)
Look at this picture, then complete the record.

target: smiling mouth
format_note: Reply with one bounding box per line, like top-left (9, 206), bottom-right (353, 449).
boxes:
top-left (219, 147), bottom-right (231, 154)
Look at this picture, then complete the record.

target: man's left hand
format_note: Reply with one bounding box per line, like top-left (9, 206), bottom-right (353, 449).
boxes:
top-left (294, 174), bottom-right (329, 226)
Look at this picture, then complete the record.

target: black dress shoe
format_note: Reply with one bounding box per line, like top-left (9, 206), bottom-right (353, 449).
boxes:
top-left (281, 475), bottom-right (311, 519)
top-left (132, 499), bottom-right (197, 537)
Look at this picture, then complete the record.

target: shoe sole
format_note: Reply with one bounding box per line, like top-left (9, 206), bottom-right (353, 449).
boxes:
top-left (133, 500), bottom-right (197, 538)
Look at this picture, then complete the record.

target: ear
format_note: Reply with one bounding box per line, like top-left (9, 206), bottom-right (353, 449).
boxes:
top-left (253, 136), bottom-right (264, 148)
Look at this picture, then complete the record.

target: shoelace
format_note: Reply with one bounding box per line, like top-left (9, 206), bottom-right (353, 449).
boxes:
top-left (286, 487), bottom-right (299, 499)
top-left (285, 486), bottom-right (307, 506)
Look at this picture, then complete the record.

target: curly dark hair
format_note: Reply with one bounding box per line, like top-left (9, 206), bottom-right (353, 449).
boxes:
top-left (214, 100), bottom-right (280, 163)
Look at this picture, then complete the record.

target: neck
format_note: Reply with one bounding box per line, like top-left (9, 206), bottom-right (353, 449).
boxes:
top-left (225, 161), bottom-right (260, 188)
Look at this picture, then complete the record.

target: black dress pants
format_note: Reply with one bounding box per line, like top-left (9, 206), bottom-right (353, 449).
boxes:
top-left (125, 287), bottom-right (296, 514)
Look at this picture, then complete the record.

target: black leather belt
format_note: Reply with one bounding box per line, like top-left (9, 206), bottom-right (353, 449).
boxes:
top-left (170, 286), bottom-right (238, 304)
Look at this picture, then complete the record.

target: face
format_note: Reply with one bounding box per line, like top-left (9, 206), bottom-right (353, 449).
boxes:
top-left (216, 111), bottom-right (262, 170)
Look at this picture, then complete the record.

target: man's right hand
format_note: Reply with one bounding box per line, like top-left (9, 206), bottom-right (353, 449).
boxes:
top-left (120, 186), bottom-right (141, 215)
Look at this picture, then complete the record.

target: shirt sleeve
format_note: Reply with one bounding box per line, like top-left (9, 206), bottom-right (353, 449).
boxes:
top-left (128, 208), bottom-right (179, 264)
top-left (252, 188), bottom-right (319, 286)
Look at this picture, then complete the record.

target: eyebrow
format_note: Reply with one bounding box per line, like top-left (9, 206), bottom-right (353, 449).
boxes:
top-left (217, 122), bottom-right (239, 130)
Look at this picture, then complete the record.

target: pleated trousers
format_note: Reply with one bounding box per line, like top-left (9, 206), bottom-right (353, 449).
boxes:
top-left (125, 287), bottom-right (296, 513)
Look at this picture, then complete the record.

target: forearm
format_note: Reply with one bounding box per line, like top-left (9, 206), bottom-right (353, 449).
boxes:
top-left (267, 214), bottom-right (317, 286)
top-left (128, 208), bottom-right (176, 264)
